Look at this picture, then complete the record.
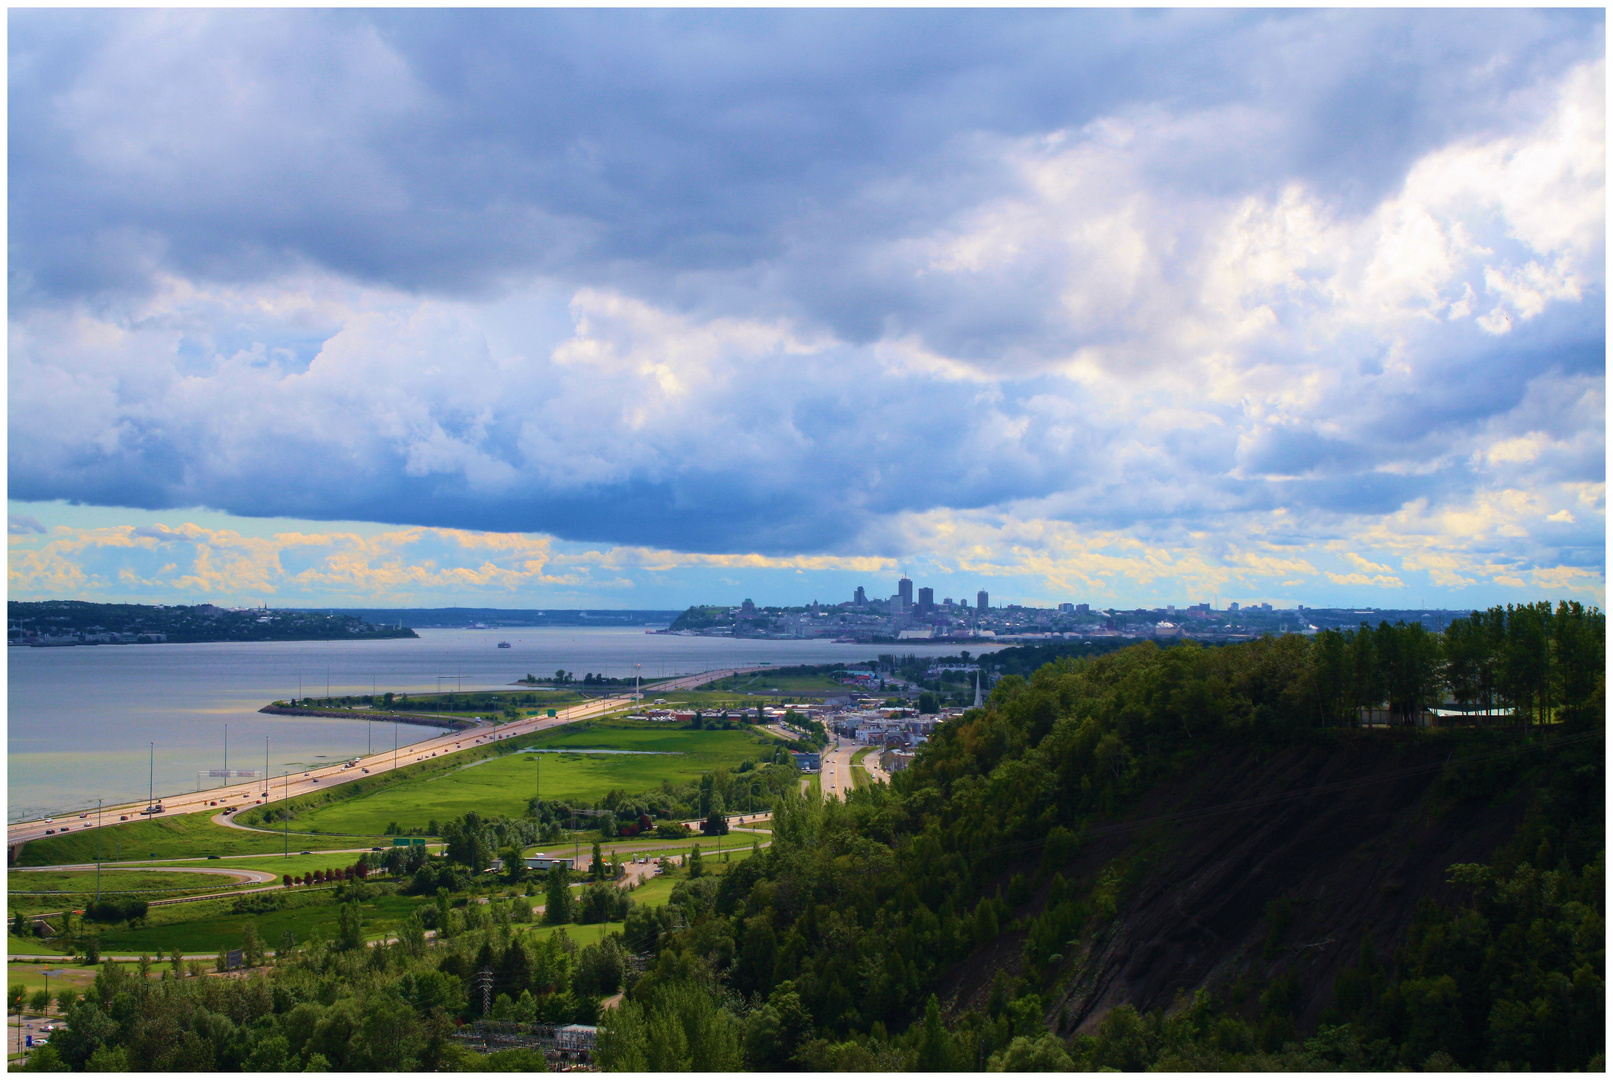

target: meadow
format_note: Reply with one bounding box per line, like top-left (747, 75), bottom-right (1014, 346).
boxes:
top-left (144, 852), bottom-right (420, 879)
top-left (9, 869), bottom-right (249, 913)
top-left (283, 722), bottom-right (777, 835)
top-left (6, 959), bottom-right (119, 995)
top-left (699, 666), bottom-right (852, 693)
top-left (67, 891), bottom-right (433, 956)
top-left (10, 868), bottom-right (249, 895)
top-left (14, 813), bottom-right (373, 867)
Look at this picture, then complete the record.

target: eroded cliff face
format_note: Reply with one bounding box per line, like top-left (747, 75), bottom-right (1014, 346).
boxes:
top-left (938, 738), bottom-right (1530, 1034)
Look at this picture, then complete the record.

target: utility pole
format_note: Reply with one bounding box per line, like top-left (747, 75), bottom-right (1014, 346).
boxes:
top-left (284, 772), bottom-right (289, 858)
top-left (224, 723), bottom-right (228, 790)
top-left (96, 799), bottom-right (102, 902)
top-left (148, 743), bottom-right (154, 809)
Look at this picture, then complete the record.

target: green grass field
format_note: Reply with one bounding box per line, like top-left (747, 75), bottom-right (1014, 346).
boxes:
top-left (285, 723), bottom-right (777, 835)
top-left (520, 921), bottom-right (621, 949)
top-left (11, 868), bottom-right (262, 892)
top-left (6, 934), bottom-right (76, 957)
top-left (77, 892), bottom-right (433, 955)
top-left (14, 813), bottom-right (377, 867)
top-left (698, 670), bottom-right (850, 693)
top-left (144, 851), bottom-right (414, 879)
top-left (8, 868), bottom-right (250, 909)
top-left (389, 689), bottom-right (585, 713)
top-left (850, 747), bottom-right (874, 790)
top-left (5, 961), bottom-right (118, 995)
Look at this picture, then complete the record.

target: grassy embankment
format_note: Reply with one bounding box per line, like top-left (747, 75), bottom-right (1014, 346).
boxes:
top-left (8, 869), bottom-right (250, 915)
top-left (701, 669), bottom-right (851, 694)
top-left (13, 813), bottom-right (370, 868)
top-left (71, 892), bottom-right (429, 956)
top-left (275, 720), bottom-right (779, 836)
top-left (364, 688), bottom-right (586, 716)
top-left (850, 746), bottom-right (874, 789)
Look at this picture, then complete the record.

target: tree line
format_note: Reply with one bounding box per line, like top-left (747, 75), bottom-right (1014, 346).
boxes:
top-left (589, 600), bottom-right (1601, 1071)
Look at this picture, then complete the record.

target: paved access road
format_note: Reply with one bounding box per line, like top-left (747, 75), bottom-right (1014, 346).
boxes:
top-left (7, 666), bottom-right (764, 850)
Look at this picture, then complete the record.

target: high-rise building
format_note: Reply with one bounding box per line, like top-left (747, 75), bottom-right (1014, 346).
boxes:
top-left (1058, 602), bottom-right (1074, 613)
top-left (898, 577), bottom-right (913, 611)
top-left (977, 589), bottom-right (989, 612)
top-left (854, 586), bottom-right (867, 606)
top-left (918, 586), bottom-right (934, 610)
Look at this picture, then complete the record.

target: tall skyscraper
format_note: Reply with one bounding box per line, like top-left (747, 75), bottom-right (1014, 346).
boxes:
top-left (917, 586), bottom-right (934, 610)
top-left (977, 589), bottom-right (989, 612)
top-left (854, 586), bottom-right (867, 606)
top-left (898, 577), bottom-right (913, 611)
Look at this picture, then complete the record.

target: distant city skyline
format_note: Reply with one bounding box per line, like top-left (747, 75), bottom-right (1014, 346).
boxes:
top-left (8, 11), bottom-right (1603, 613)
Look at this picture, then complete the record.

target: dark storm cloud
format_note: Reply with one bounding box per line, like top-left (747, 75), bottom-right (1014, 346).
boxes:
top-left (11, 9), bottom-right (1599, 311)
top-left (7, 9), bottom-right (1604, 571)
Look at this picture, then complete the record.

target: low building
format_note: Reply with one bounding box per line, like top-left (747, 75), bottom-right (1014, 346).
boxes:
top-left (523, 854), bottom-right (576, 872)
top-left (880, 749), bottom-right (916, 773)
top-left (792, 752), bottom-right (821, 771)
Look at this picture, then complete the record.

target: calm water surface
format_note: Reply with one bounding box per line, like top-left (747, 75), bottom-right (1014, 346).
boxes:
top-left (8, 627), bottom-right (995, 819)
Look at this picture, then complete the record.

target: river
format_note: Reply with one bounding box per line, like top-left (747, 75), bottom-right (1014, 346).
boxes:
top-left (7, 627), bottom-right (998, 820)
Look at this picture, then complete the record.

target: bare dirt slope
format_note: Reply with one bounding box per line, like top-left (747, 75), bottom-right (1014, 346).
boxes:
top-left (939, 737), bottom-right (1529, 1034)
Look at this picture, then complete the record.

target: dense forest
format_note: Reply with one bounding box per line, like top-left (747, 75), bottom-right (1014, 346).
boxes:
top-left (598, 602), bottom-right (1603, 1071)
top-left (13, 602), bottom-right (1602, 1071)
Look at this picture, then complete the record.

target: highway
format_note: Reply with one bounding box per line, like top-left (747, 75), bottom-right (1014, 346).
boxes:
top-left (7, 666), bottom-right (765, 850)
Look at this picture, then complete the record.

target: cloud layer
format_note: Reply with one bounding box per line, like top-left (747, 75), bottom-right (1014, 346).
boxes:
top-left (8, 10), bottom-right (1604, 607)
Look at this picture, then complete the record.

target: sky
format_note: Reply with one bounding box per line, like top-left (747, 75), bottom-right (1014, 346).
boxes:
top-left (7, 9), bottom-right (1606, 613)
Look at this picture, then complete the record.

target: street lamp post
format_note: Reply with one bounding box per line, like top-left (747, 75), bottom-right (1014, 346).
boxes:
top-left (96, 799), bottom-right (102, 903)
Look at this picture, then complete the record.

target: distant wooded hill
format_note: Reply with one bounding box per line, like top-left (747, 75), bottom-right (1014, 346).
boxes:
top-left (8, 600), bottom-right (417, 643)
top-left (327, 607), bottom-right (682, 628)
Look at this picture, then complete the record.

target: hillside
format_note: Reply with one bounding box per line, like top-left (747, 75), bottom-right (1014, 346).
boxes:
top-left (7, 600), bottom-right (417, 643)
top-left (940, 735), bottom-right (1574, 1035)
top-left (598, 604), bottom-right (1603, 1072)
